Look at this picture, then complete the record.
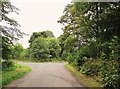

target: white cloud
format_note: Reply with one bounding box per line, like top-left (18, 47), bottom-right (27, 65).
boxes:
top-left (10, 0), bottom-right (72, 48)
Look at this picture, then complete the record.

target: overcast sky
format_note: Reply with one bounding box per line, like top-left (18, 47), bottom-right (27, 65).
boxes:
top-left (10, 0), bottom-right (72, 48)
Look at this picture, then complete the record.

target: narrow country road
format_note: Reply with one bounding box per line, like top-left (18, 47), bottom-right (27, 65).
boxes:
top-left (7, 62), bottom-right (83, 87)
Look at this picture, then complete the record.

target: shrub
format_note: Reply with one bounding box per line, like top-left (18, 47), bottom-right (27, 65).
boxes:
top-left (78, 44), bottom-right (97, 58)
top-left (67, 53), bottom-right (74, 63)
top-left (2, 60), bottom-right (14, 71)
top-left (100, 37), bottom-right (120, 89)
top-left (100, 59), bottom-right (119, 89)
top-left (76, 57), bottom-right (88, 69)
top-left (80, 58), bottom-right (101, 76)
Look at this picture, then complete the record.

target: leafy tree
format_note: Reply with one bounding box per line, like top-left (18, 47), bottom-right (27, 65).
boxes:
top-left (74, 2), bottom-right (120, 58)
top-left (20, 48), bottom-right (29, 59)
top-left (41, 30), bottom-right (55, 38)
top-left (46, 38), bottom-right (60, 58)
top-left (29, 31), bottom-right (59, 60)
top-left (28, 32), bottom-right (42, 45)
top-left (0, 0), bottom-right (24, 41)
top-left (29, 30), bottom-right (55, 45)
top-left (2, 36), bottom-right (12, 59)
top-left (0, 0), bottom-right (24, 60)
top-left (57, 33), bottom-right (69, 58)
top-left (58, 2), bottom-right (120, 59)
top-left (58, 2), bottom-right (120, 89)
top-left (63, 35), bottom-right (78, 53)
top-left (29, 37), bottom-right (60, 60)
top-left (28, 30), bottom-right (60, 60)
top-left (29, 37), bottom-right (49, 59)
top-left (11, 43), bottom-right (24, 59)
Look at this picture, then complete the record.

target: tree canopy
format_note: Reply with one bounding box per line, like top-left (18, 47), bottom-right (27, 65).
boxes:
top-left (58, 2), bottom-right (120, 89)
top-left (0, 0), bottom-right (24, 59)
top-left (29, 30), bottom-right (55, 46)
top-left (28, 31), bottom-right (60, 60)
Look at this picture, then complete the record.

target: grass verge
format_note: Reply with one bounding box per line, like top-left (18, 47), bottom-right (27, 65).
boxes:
top-left (65, 64), bottom-right (103, 88)
top-left (2, 64), bottom-right (31, 86)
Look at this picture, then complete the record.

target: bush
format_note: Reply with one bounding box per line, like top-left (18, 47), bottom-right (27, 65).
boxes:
top-left (100, 37), bottom-right (120, 89)
top-left (100, 60), bottom-right (119, 89)
top-left (66, 53), bottom-right (79, 67)
top-left (80, 58), bottom-right (101, 76)
top-left (2, 60), bottom-right (14, 71)
top-left (66, 50), bottom-right (89, 70)
top-left (78, 44), bottom-right (97, 58)
top-left (76, 57), bottom-right (89, 69)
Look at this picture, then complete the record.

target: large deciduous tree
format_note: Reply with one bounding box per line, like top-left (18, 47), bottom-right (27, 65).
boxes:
top-left (58, 2), bottom-right (120, 89)
top-left (29, 37), bottom-right (49, 59)
top-left (29, 30), bottom-right (55, 46)
top-left (58, 2), bottom-right (120, 58)
top-left (29, 31), bottom-right (60, 60)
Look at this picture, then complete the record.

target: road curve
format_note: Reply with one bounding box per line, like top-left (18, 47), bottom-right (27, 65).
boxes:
top-left (7, 62), bottom-right (83, 87)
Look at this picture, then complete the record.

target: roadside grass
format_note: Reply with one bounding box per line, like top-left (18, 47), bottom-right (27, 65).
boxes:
top-left (65, 64), bottom-right (103, 88)
top-left (13, 58), bottom-right (66, 63)
top-left (2, 64), bottom-right (31, 86)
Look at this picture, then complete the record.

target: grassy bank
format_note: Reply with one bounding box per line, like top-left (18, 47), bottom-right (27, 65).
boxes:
top-left (2, 64), bottom-right (31, 86)
top-left (65, 64), bottom-right (103, 88)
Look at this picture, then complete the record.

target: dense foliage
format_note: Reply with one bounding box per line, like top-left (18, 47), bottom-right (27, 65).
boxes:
top-left (58, 2), bottom-right (120, 89)
top-left (1, 0), bottom-right (120, 88)
top-left (28, 31), bottom-right (60, 61)
top-left (0, 0), bottom-right (24, 60)
top-left (0, 0), bottom-right (25, 72)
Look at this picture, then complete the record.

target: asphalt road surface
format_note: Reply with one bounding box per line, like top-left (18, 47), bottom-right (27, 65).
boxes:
top-left (7, 62), bottom-right (83, 87)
